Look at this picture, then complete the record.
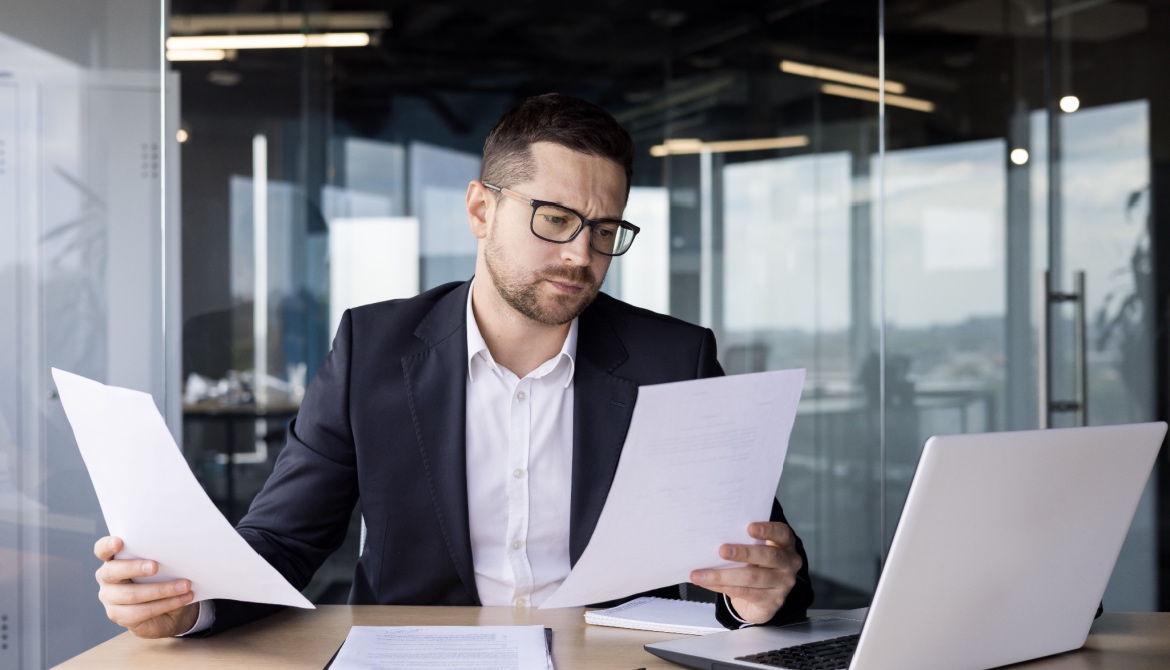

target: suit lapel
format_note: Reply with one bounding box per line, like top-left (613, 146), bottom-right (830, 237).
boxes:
top-left (401, 281), bottom-right (480, 604)
top-left (569, 299), bottom-right (638, 565)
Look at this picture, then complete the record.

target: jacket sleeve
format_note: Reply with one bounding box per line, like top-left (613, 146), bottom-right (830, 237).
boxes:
top-left (192, 311), bottom-right (361, 636)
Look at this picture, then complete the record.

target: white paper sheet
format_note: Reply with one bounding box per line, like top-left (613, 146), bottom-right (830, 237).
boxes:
top-left (52, 368), bottom-right (313, 609)
top-left (540, 368), bottom-right (805, 609)
top-left (330, 626), bottom-right (551, 670)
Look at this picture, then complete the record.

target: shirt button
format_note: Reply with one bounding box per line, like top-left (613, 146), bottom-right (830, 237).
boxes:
top-left (516, 391), bottom-right (526, 401)
top-left (513, 468), bottom-right (524, 479)
top-left (512, 540), bottom-right (523, 550)
top-left (514, 597), bottom-right (527, 607)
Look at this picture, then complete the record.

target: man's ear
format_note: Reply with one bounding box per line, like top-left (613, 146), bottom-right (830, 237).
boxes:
top-left (466, 180), bottom-right (492, 240)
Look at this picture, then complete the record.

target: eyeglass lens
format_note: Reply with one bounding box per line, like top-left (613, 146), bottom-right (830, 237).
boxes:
top-left (533, 204), bottom-right (634, 255)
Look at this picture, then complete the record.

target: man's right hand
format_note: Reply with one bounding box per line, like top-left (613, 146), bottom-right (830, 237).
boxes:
top-left (94, 536), bottom-right (199, 638)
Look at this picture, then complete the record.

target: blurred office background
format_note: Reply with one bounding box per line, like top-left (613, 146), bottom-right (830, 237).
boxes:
top-left (2, 0), bottom-right (1169, 665)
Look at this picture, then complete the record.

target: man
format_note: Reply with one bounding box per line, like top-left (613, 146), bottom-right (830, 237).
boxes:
top-left (93, 94), bottom-right (813, 638)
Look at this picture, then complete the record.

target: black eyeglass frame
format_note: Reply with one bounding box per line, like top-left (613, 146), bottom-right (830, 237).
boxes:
top-left (482, 182), bottom-right (641, 257)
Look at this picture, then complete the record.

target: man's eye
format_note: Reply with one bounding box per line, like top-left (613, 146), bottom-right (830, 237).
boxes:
top-left (595, 228), bottom-right (614, 239)
top-left (544, 215), bottom-right (570, 226)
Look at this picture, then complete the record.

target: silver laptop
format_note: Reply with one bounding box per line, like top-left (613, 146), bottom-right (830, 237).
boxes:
top-left (646, 422), bottom-right (1167, 670)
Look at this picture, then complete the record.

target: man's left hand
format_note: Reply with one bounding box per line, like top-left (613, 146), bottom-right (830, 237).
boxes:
top-left (690, 521), bottom-right (802, 624)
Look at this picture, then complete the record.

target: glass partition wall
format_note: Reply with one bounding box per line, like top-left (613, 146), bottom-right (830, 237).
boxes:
top-left (884, 0), bottom-right (1168, 611)
top-left (3, 0), bottom-right (1170, 664)
top-left (0, 0), bottom-right (177, 666)
top-left (169, 0), bottom-right (1170, 613)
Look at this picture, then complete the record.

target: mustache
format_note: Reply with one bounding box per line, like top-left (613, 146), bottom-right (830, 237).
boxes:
top-left (541, 265), bottom-right (596, 287)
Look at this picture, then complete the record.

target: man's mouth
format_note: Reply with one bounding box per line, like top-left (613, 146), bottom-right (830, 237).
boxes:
top-left (547, 278), bottom-right (585, 293)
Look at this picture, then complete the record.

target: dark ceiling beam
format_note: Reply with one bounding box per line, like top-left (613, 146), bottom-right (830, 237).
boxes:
top-left (763, 0), bottom-right (832, 24)
top-left (231, 0), bottom-right (270, 14)
top-left (398, 4), bottom-right (461, 36)
top-left (668, 15), bottom-right (763, 58)
top-left (612, 73), bottom-right (742, 124)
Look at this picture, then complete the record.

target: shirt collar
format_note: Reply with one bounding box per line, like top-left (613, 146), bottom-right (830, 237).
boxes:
top-left (466, 279), bottom-right (578, 388)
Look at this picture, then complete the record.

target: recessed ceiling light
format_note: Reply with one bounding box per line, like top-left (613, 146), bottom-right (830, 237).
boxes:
top-left (1060, 96), bottom-right (1080, 113)
top-left (1010, 148), bottom-right (1029, 165)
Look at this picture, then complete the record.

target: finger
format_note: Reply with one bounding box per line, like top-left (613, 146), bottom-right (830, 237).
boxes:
top-left (721, 585), bottom-right (789, 602)
top-left (97, 559), bottom-right (157, 585)
top-left (94, 536), bottom-right (123, 561)
top-left (101, 579), bottom-right (190, 606)
top-left (719, 543), bottom-right (800, 569)
top-left (104, 592), bottom-right (195, 629)
top-left (747, 522), bottom-right (795, 547)
top-left (691, 565), bottom-right (796, 591)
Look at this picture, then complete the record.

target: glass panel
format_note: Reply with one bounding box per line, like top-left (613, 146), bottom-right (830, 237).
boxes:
top-left (885, 0), bottom-right (1167, 610)
top-left (879, 139), bottom-right (1007, 535)
top-left (0, 0), bottom-right (171, 664)
top-left (724, 152), bottom-right (872, 601)
top-left (1054, 100), bottom-right (1157, 612)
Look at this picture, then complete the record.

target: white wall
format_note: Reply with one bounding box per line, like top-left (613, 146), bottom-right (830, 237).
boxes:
top-left (617, 186), bottom-right (670, 315)
top-left (328, 217), bottom-right (421, 332)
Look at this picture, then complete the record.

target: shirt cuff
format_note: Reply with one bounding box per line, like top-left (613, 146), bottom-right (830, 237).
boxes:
top-left (176, 600), bottom-right (215, 636)
top-left (722, 594), bottom-right (756, 628)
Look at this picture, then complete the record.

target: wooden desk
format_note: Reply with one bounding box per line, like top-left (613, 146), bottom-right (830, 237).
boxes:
top-left (56, 606), bottom-right (1170, 669)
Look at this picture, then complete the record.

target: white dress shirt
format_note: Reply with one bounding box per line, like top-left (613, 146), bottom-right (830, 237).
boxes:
top-left (464, 284), bottom-right (576, 607)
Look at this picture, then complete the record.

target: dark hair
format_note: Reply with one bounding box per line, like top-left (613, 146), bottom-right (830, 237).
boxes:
top-left (481, 93), bottom-right (635, 197)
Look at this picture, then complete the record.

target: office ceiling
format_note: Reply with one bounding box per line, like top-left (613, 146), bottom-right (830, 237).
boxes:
top-left (168, 0), bottom-right (1158, 150)
top-left (168, 1), bottom-right (882, 141)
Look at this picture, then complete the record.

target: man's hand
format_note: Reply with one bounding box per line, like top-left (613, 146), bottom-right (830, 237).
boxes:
top-left (94, 536), bottom-right (199, 638)
top-left (690, 522), bottom-right (803, 624)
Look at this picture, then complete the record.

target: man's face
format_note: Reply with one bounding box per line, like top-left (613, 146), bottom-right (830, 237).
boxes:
top-left (482, 142), bottom-right (625, 326)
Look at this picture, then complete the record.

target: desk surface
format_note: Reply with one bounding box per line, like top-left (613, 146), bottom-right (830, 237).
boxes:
top-left (56, 606), bottom-right (1170, 669)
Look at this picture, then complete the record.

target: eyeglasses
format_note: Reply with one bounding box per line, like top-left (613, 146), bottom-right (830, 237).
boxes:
top-left (482, 182), bottom-right (640, 256)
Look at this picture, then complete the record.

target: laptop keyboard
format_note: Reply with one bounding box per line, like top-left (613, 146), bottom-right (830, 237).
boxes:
top-left (734, 633), bottom-right (860, 669)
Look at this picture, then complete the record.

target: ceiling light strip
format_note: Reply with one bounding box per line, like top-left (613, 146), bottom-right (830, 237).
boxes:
top-left (170, 12), bottom-right (390, 35)
top-left (165, 49), bottom-right (227, 61)
top-left (781, 60), bottom-right (906, 95)
top-left (649, 135), bottom-right (810, 157)
top-left (820, 83), bottom-right (935, 113)
top-left (165, 32), bottom-right (370, 51)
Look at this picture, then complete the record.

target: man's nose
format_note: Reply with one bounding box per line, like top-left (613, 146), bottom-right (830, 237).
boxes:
top-left (560, 228), bottom-right (594, 266)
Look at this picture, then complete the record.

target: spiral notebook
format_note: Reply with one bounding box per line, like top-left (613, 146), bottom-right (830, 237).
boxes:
top-left (584, 597), bottom-right (724, 635)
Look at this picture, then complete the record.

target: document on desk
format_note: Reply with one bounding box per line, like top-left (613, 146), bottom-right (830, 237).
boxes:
top-left (51, 368), bottom-right (313, 609)
top-left (540, 368), bottom-right (805, 609)
top-left (329, 626), bottom-right (552, 670)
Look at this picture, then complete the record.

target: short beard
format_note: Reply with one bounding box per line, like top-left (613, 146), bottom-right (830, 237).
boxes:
top-left (484, 233), bottom-right (600, 326)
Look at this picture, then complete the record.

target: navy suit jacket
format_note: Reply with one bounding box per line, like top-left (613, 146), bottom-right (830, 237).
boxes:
top-left (205, 280), bottom-right (813, 634)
